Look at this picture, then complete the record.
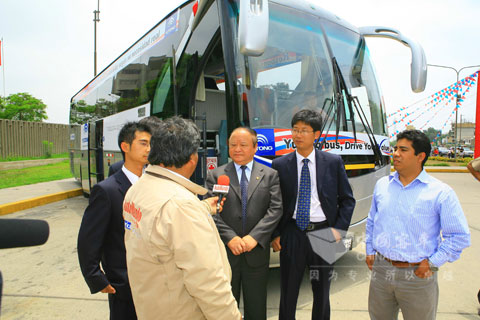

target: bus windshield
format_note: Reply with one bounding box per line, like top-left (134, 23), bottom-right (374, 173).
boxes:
top-left (235, 2), bottom-right (386, 136)
top-left (322, 20), bottom-right (386, 135)
top-left (237, 3), bottom-right (334, 129)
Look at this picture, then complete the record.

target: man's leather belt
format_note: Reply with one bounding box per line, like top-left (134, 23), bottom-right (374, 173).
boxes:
top-left (292, 219), bottom-right (329, 231)
top-left (377, 253), bottom-right (421, 268)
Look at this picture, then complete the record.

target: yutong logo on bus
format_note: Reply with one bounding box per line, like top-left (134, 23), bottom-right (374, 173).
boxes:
top-left (258, 135), bottom-right (273, 151)
top-left (254, 129), bottom-right (275, 156)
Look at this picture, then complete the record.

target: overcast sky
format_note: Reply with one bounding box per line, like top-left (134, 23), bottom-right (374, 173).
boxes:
top-left (1, 0), bottom-right (479, 133)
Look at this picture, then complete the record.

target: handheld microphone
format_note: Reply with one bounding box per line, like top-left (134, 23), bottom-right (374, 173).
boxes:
top-left (213, 175), bottom-right (230, 211)
top-left (0, 219), bottom-right (50, 249)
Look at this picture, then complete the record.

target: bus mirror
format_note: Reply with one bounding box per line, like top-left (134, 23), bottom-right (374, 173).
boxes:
top-left (359, 26), bottom-right (427, 93)
top-left (238, 0), bottom-right (269, 56)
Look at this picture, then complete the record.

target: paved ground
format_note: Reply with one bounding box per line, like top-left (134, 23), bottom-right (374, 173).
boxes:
top-left (0, 178), bottom-right (79, 205)
top-left (0, 172), bottom-right (479, 319)
top-left (0, 158), bottom-right (68, 171)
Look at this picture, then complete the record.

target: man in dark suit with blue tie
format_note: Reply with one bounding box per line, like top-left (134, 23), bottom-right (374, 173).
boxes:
top-left (271, 109), bottom-right (355, 320)
top-left (77, 122), bottom-right (151, 320)
top-left (206, 127), bottom-right (282, 320)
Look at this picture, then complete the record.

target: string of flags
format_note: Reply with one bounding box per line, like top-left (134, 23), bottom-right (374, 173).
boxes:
top-left (387, 71), bottom-right (478, 139)
top-left (429, 77), bottom-right (476, 144)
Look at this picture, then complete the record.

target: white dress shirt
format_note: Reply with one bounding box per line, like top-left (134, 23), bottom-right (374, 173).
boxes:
top-left (122, 165), bottom-right (141, 185)
top-left (293, 150), bottom-right (326, 222)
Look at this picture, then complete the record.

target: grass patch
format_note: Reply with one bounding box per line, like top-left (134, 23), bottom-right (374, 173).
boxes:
top-left (0, 153), bottom-right (69, 162)
top-left (424, 159), bottom-right (468, 167)
top-left (0, 160), bottom-right (72, 189)
top-left (426, 163), bottom-right (450, 167)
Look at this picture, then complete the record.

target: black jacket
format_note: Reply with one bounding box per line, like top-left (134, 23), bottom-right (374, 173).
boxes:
top-left (77, 170), bottom-right (133, 301)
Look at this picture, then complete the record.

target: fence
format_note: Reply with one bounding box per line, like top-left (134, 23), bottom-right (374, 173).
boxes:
top-left (0, 119), bottom-right (70, 159)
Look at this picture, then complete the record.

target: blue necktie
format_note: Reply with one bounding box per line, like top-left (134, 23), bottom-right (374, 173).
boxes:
top-left (296, 159), bottom-right (311, 230)
top-left (240, 165), bottom-right (248, 235)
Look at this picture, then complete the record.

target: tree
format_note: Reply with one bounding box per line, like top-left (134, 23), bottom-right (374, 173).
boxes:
top-left (69, 100), bottom-right (97, 124)
top-left (0, 92), bottom-right (48, 121)
top-left (423, 127), bottom-right (445, 145)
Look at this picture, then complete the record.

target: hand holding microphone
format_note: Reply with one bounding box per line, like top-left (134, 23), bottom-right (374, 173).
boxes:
top-left (212, 175), bottom-right (230, 212)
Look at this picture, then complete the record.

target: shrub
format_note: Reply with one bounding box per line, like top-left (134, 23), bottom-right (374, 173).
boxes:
top-left (42, 140), bottom-right (54, 158)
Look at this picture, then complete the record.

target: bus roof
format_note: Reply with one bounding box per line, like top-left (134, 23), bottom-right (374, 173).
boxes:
top-left (71, 0), bottom-right (359, 103)
top-left (71, 0), bottom-right (195, 103)
top-left (272, 0), bottom-right (358, 32)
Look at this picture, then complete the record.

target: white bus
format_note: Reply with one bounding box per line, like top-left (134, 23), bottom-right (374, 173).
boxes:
top-left (69, 0), bottom-right (427, 251)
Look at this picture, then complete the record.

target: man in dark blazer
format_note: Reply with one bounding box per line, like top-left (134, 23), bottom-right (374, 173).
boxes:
top-left (271, 109), bottom-right (355, 320)
top-left (77, 122), bottom-right (151, 320)
top-left (206, 127), bottom-right (282, 320)
top-left (108, 159), bottom-right (124, 177)
top-left (107, 116), bottom-right (162, 177)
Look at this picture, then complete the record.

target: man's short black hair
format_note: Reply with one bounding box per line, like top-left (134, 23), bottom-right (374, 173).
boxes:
top-left (118, 122), bottom-right (151, 160)
top-left (396, 129), bottom-right (431, 167)
top-left (148, 116), bottom-right (200, 168)
top-left (291, 109), bottom-right (323, 132)
top-left (139, 116), bottom-right (163, 134)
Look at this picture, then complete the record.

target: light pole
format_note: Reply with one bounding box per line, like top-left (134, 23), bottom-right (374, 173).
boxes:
top-left (427, 64), bottom-right (480, 159)
top-left (93, 0), bottom-right (100, 77)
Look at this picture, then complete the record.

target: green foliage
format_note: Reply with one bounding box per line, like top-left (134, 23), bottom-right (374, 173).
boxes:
top-left (70, 100), bottom-right (102, 124)
top-left (426, 162), bottom-right (450, 167)
top-left (392, 156), bottom-right (471, 167)
top-left (0, 160), bottom-right (72, 189)
top-left (429, 156), bottom-right (472, 164)
top-left (0, 92), bottom-right (48, 121)
top-left (422, 127), bottom-right (447, 144)
top-left (42, 140), bottom-right (54, 158)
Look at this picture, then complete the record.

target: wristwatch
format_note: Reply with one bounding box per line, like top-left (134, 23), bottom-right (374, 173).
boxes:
top-left (428, 260), bottom-right (439, 272)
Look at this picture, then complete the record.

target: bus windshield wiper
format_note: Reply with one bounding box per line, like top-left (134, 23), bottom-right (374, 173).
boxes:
top-left (328, 57), bottom-right (385, 167)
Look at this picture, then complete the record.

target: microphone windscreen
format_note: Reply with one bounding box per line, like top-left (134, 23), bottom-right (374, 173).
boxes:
top-left (0, 219), bottom-right (49, 249)
top-left (218, 175), bottom-right (230, 186)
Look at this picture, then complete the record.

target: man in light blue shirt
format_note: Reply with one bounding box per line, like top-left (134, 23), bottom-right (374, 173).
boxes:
top-left (365, 129), bottom-right (470, 320)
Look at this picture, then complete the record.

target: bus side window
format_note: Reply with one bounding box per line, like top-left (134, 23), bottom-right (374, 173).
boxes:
top-left (152, 60), bottom-right (174, 116)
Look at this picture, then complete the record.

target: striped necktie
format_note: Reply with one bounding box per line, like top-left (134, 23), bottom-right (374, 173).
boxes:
top-left (296, 158), bottom-right (311, 230)
top-left (240, 165), bottom-right (248, 234)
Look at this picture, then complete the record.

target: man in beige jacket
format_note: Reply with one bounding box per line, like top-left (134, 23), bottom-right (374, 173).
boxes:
top-left (123, 116), bottom-right (241, 320)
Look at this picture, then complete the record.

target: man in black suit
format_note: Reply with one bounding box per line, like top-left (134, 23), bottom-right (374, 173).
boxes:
top-left (107, 116), bottom-right (162, 177)
top-left (108, 160), bottom-right (124, 177)
top-left (206, 127), bottom-right (282, 320)
top-left (271, 109), bottom-right (355, 320)
top-left (77, 121), bottom-right (151, 320)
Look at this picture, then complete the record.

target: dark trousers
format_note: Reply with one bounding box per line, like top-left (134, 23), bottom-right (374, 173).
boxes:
top-left (279, 221), bottom-right (333, 320)
top-left (108, 293), bottom-right (137, 320)
top-left (230, 253), bottom-right (269, 320)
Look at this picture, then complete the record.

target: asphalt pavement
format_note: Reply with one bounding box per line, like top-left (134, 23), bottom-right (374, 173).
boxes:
top-left (0, 170), bottom-right (478, 319)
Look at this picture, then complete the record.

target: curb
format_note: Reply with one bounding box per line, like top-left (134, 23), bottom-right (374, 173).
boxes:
top-left (391, 168), bottom-right (469, 173)
top-left (0, 188), bottom-right (83, 216)
top-left (424, 168), bottom-right (469, 173)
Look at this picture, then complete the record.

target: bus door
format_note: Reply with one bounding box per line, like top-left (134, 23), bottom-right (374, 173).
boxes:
top-left (174, 1), bottom-right (229, 185)
top-left (193, 113), bottom-right (208, 186)
top-left (79, 121), bottom-right (104, 195)
top-left (79, 123), bottom-right (90, 194)
top-left (88, 120), bottom-right (105, 189)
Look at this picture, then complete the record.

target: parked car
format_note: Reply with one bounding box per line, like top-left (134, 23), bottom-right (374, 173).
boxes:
top-left (437, 147), bottom-right (449, 157)
top-left (463, 147), bottom-right (474, 157)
